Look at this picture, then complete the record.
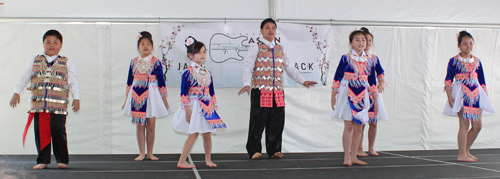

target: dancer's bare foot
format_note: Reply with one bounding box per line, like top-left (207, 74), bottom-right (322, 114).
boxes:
top-left (344, 157), bottom-right (352, 166)
top-left (357, 151), bottom-right (369, 157)
top-left (467, 153), bottom-right (478, 161)
top-left (343, 161), bottom-right (352, 166)
top-left (270, 152), bottom-right (283, 159)
top-left (457, 156), bottom-right (476, 162)
top-left (251, 152), bottom-right (262, 159)
top-left (206, 161), bottom-right (217, 167)
top-left (352, 159), bottom-right (368, 165)
top-left (369, 149), bottom-right (379, 156)
top-left (177, 162), bottom-right (196, 169)
top-left (134, 154), bottom-right (145, 161)
top-left (147, 154), bottom-right (159, 161)
top-left (57, 163), bottom-right (67, 169)
top-left (33, 164), bottom-right (47, 170)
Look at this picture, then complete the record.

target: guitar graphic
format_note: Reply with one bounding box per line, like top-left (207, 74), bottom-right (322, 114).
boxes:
top-left (209, 33), bottom-right (249, 63)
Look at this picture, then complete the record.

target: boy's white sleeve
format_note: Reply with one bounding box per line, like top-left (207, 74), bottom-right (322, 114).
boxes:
top-left (14, 57), bottom-right (36, 94)
top-left (283, 49), bottom-right (306, 85)
top-left (242, 44), bottom-right (258, 87)
top-left (67, 59), bottom-right (81, 100)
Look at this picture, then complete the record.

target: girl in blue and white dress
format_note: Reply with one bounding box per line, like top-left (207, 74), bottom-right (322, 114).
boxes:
top-left (172, 36), bottom-right (226, 169)
top-left (443, 31), bottom-right (495, 162)
top-left (357, 27), bottom-right (388, 157)
top-left (331, 30), bottom-right (379, 166)
top-left (122, 31), bottom-right (173, 161)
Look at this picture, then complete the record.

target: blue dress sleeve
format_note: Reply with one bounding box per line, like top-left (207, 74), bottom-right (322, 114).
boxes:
top-left (477, 61), bottom-right (487, 94)
top-left (444, 58), bottom-right (455, 90)
top-left (368, 64), bottom-right (378, 95)
top-left (374, 56), bottom-right (385, 80)
top-left (155, 60), bottom-right (168, 98)
top-left (332, 55), bottom-right (348, 91)
top-left (126, 60), bottom-right (134, 96)
top-left (180, 70), bottom-right (191, 108)
top-left (209, 75), bottom-right (218, 107)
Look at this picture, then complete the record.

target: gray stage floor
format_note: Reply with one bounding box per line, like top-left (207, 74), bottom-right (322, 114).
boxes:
top-left (2, 149), bottom-right (500, 179)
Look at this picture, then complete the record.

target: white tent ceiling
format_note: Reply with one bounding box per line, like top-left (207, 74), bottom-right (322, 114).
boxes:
top-left (1, 0), bottom-right (499, 26)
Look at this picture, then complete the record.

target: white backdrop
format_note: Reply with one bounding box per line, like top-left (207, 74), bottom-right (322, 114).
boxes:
top-left (158, 22), bottom-right (332, 87)
top-left (0, 23), bottom-right (498, 155)
top-left (1, 0), bottom-right (500, 155)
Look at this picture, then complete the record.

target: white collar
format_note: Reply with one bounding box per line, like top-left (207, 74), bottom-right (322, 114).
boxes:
top-left (138, 55), bottom-right (152, 62)
top-left (191, 61), bottom-right (205, 73)
top-left (458, 54), bottom-right (474, 63)
top-left (43, 54), bottom-right (60, 63)
top-left (350, 49), bottom-right (368, 62)
top-left (261, 38), bottom-right (276, 48)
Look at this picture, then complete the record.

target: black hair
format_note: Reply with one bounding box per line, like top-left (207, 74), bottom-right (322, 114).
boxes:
top-left (360, 27), bottom-right (373, 39)
top-left (138, 31), bottom-right (153, 47)
top-left (43, 29), bottom-right (63, 43)
top-left (185, 36), bottom-right (205, 59)
top-left (458, 31), bottom-right (474, 45)
top-left (260, 18), bottom-right (277, 29)
top-left (349, 30), bottom-right (367, 43)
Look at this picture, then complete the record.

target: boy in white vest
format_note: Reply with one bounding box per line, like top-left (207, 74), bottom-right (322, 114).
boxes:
top-left (10, 29), bottom-right (80, 169)
top-left (238, 18), bottom-right (317, 159)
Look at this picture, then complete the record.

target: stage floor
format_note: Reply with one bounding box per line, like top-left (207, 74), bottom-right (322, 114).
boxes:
top-left (2, 149), bottom-right (500, 179)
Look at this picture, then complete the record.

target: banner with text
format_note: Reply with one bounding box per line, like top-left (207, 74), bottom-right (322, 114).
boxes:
top-left (159, 22), bottom-right (332, 87)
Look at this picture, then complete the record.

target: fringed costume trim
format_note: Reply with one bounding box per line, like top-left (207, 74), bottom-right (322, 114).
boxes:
top-left (463, 106), bottom-right (481, 121)
top-left (348, 88), bottom-right (366, 110)
top-left (131, 90), bottom-right (148, 110)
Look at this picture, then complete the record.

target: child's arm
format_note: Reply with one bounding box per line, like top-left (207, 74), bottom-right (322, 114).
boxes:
top-left (331, 56), bottom-right (348, 110)
top-left (209, 75), bottom-right (217, 109)
top-left (282, 48), bottom-right (317, 88)
top-left (374, 56), bottom-right (386, 93)
top-left (10, 57), bottom-right (36, 108)
top-left (67, 59), bottom-right (80, 112)
top-left (477, 60), bottom-right (488, 95)
top-left (155, 61), bottom-right (169, 109)
top-left (122, 60), bottom-right (134, 109)
top-left (368, 64), bottom-right (379, 114)
top-left (239, 44), bottom-right (258, 95)
top-left (444, 59), bottom-right (455, 107)
top-left (181, 70), bottom-right (192, 122)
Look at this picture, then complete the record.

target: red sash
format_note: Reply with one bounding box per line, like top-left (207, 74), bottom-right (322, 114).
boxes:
top-left (23, 112), bottom-right (51, 150)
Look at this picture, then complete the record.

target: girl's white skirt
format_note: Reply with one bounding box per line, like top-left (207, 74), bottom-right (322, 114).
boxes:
top-left (374, 93), bottom-right (388, 121)
top-left (331, 80), bottom-right (371, 124)
top-left (123, 84), bottom-right (174, 119)
top-left (172, 97), bottom-right (217, 134)
top-left (443, 83), bottom-right (495, 117)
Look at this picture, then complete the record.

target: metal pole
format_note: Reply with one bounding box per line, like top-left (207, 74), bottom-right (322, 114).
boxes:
top-left (1, 17), bottom-right (500, 29)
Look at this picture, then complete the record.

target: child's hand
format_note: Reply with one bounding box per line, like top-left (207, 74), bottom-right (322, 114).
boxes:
top-left (185, 108), bottom-right (192, 123)
top-left (331, 92), bottom-right (336, 110)
top-left (373, 102), bottom-right (379, 115)
top-left (377, 83), bottom-right (385, 93)
top-left (72, 100), bottom-right (80, 112)
top-left (9, 93), bottom-right (20, 108)
top-left (448, 97), bottom-right (454, 108)
top-left (238, 86), bottom-right (250, 95)
top-left (122, 101), bottom-right (126, 109)
top-left (303, 81), bottom-right (318, 88)
top-left (163, 97), bottom-right (169, 109)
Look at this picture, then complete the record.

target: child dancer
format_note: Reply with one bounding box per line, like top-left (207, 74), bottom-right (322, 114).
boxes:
top-left (172, 36), bottom-right (226, 168)
top-left (357, 27), bottom-right (388, 157)
top-left (122, 31), bottom-right (171, 161)
top-left (238, 18), bottom-right (317, 159)
top-left (443, 31), bottom-right (495, 162)
top-left (331, 29), bottom-right (378, 166)
top-left (9, 29), bottom-right (80, 169)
